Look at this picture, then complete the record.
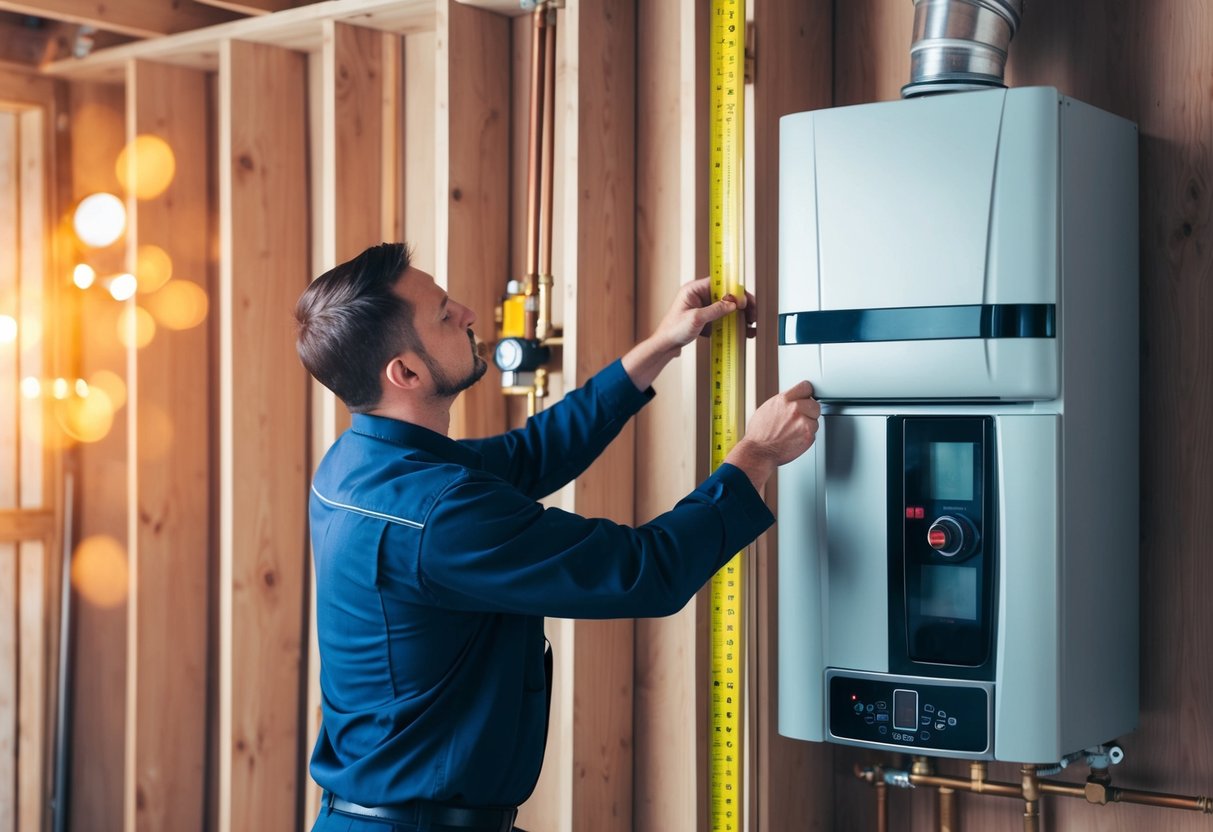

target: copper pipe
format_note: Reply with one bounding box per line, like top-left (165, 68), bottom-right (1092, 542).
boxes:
top-left (857, 762), bottom-right (1213, 817)
top-left (523, 3), bottom-right (548, 340)
top-left (536, 2), bottom-right (557, 342)
top-left (1021, 765), bottom-right (1040, 832)
top-left (876, 778), bottom-right (888, 832)
top-left (938, 786), bottom-right (957, 832)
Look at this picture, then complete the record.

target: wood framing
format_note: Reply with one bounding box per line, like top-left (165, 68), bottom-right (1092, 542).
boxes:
top-left (303, 19), bottom-right (400, 822)
top-left (66, 77), bottom-right (128, 832)
top-left (0, 107), bottom-right (16, 832)
top-left (217, 38), bottom-right (310, 832)
top-left (633, 0), bottom-right (709, 829)
top-left (123, 59), bottom-right (212, 832)
top-left (0, 0), bottom-right (241, 39)
top-left (434, 0), bottom-right (509, 441)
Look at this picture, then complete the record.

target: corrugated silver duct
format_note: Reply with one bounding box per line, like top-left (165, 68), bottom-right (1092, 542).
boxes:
top-left (902, 0), bottom-right (1023, 98)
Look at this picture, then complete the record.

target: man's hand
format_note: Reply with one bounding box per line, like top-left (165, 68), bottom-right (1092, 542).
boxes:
top-left (725, 380), bottom-right (821, 492)
top-left (622, 277), bottom-right (757, 391)
top-left (653, 276), bottom-right (757, 353)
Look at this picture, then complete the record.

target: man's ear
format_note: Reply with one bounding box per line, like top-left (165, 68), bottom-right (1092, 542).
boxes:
top-left (384, 354), bottom-right (423, 391)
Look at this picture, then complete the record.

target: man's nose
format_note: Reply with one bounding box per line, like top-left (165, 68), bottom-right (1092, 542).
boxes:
top-left (460, 304), bottom-right (476, 328)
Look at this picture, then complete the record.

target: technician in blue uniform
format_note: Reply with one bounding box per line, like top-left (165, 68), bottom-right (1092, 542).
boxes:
top-left (295, 243), bottom-right (820, 831)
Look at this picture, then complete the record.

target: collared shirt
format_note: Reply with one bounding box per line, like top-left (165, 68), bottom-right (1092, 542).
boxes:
top-left (308, 359), bottom-right (775, 808)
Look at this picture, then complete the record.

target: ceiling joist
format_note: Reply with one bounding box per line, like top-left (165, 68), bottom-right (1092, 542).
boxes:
top-left (0, 0), bottom-right (243, 39)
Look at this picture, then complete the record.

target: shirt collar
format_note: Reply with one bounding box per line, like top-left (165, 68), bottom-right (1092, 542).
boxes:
top-left (350, 413), bottom-right (483, 468)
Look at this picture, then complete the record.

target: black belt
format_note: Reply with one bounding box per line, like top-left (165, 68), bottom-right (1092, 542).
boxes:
top-left (326, 793), bottom-right (517, 831)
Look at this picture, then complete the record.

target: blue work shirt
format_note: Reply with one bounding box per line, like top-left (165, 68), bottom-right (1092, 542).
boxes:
top-left (308, 359), bottom-right (775, 808)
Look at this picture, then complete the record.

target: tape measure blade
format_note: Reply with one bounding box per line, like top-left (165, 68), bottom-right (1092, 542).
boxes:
top-left (708, 0), bottom-right (745, 830)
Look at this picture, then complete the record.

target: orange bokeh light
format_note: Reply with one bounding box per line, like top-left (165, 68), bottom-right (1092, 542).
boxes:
top-left (146, 280), bottom-right (208, 331)
top-left (116, 135), bottom-right (176, 200)
top-left (135, 244), bottom-right (174, 294)
top-left (116, 306), bottom-right (156, 349)
top-left (55, 386), bottom-right (115, 444)
top-left (72, 535), bottom-right (129, 608)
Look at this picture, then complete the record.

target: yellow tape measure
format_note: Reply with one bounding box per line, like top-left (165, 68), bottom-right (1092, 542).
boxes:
top-left (708, 0), bottom-right (746, 829)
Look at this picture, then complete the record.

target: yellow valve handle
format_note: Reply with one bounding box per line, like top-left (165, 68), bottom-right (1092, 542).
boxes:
top-left (708, 0), bottom-right (745, 829)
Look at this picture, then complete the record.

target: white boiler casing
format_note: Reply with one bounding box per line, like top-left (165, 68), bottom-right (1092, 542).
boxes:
top-left (776, 87), bottom-right (1139, 762)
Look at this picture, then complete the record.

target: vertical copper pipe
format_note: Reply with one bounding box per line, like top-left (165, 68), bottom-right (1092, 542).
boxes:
top-left (1021, 765), bottom-right (1041, 832)
top-left (536, 3), bottom-right (558, 341)
top-left (938, 786), bottom-right (957, 832)
top-left (523, 4), bottom-right (547, 340)
top-left (876, 779), bottom-right (888, 832)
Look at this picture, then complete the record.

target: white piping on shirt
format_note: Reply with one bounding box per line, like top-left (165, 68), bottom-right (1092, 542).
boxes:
top-left (311, 485), bottom-right (425, 529)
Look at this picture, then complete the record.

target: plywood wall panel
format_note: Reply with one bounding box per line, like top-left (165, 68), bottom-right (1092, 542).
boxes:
top-left (435, 0), bottom-right (509, 441)
top-left (218, 38), bottom-right (310, 832)
top-left (124, 59), bottom-right (212, 832)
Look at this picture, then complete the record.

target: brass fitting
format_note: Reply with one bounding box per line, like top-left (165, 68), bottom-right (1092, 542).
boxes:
top-left (1084, 780), bottom-right (1110, 806)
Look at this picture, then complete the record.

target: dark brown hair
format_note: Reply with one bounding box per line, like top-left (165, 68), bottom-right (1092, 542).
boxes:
top-left (295, 243), bottom-right (421, 412)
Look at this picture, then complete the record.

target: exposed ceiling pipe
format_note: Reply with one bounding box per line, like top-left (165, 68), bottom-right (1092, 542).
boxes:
top-left (902, 0), bottom-right (1023, 98)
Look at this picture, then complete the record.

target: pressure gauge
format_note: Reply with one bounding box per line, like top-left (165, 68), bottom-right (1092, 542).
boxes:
top-left (494, 337), bottom-right (550, 373)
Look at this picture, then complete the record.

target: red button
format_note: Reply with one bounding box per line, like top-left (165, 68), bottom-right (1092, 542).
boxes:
top-left (928, 528), bottom-right (949, 549)
top-left (914, 507), bottom-right (925, 519)
top-left (905, 507), bottom-right (915, 518)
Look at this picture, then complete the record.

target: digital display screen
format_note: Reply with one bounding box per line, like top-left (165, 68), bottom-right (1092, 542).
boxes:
top-left (893, 689), bottom-right (919, 732)
top-left (928, 442), bottom-right (975, 501)
top-left (920, 565), bottom-right (978, 620)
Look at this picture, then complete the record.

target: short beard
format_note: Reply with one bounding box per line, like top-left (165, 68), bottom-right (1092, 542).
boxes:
top-left (424, 330), bottom-right (488, 398)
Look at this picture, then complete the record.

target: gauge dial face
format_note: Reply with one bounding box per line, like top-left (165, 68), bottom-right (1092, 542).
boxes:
top-left (494, 338), bottom-right (524, 371)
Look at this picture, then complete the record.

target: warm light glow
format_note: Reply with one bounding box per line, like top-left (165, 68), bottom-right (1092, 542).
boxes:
top-left (73, 193), bottom-right (126, 248)
top-left (146, 280), bottom-right (209, 331)
top-left (19, 317), bottom-right (41, 351)
top-left (136, 402), bottom-right (175, 462)
top-left (75, 378), bottom-right (89, 397)
top-left (0, 315), bottom-right (15, 344)
top-left (71, 535), bottom-right (129, 608)
top-left (52, 377), bottom-right (69, 400)
top-left (108, 273), bottom-right (138, 301)
top-left (73, 263), bottom-right (97, 289)
top-left (20, 377), bottom-right (40, 398)
top-left (56, 386), bottom-right (115, 444)
top-left (88, 369), bottom-right (127, 411)
top-left (135, 244), bottom-right (173, 294)
top-left (116, 306), bottom-right (156, 349)
top-left (116, 134), bottom-right (177, 200)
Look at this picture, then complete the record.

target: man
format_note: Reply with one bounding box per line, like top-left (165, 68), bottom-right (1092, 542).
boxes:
top-left (296, 242), bottom-right (820, 831)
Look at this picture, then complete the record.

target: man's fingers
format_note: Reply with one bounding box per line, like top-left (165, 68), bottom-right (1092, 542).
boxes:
top-left (783, 379), bottom-right (816, 401)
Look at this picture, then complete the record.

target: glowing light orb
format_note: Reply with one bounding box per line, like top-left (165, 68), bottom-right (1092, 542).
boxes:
top-left (56, 386), bottom-right (115, 444)
top-left (88, 369), bottom-right (127, 411)
top-left (20, 377), bottom-right (40, 398)
top-left (73, 193), bottom-right (126, 248)
top-left (135, 244), bottom-right (173, 294)
top-left (109, 273), bottom-right (138, 302)
top-left (146, 280), bottom-right (209, 331)
top-left (116, 306), bottom-right (156, 349)
top-left (73, 263), bottom-right (96, 289)
top-left (116, 134), bottom-right (177, 200)
top-left (0, 315), bottom-right (15, 343)
top-left (71, 535), bottom-right (129, 608)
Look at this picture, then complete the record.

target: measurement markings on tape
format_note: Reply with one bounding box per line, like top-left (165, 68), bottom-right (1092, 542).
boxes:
top-left (708, 1), bottom-right (746, 830)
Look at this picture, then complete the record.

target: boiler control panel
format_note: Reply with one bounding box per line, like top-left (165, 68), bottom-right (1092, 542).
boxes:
top-left (826, 669), bottom-right (993, 758)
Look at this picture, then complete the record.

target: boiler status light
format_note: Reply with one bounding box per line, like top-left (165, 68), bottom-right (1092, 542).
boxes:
top-left (905, 506), bottom-right (925, 519)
